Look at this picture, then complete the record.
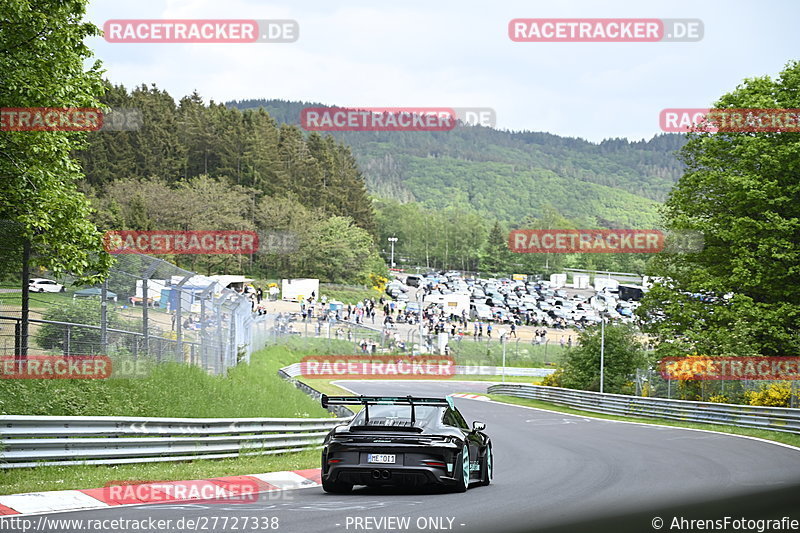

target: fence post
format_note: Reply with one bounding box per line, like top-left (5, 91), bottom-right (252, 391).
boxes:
top-left (14, 320), bottom-right (21, 356)
top-left (229, 311), bottom-right (236, 370)
top-left (100, 279), bottom-right (108, 353)
top-left (142, 277), bottom-right (149, 357)
top-left (199, 284), bottom-right (215, 372)
top-left (19, 239), bottom-right (30, 357)
top-left (63, 325), bottom-right (71, 356)
top-left (174, 275), bottom-right (192, 364)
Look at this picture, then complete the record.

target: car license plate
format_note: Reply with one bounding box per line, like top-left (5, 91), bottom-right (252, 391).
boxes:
top-left (367, 454), bottom-right (395, 464)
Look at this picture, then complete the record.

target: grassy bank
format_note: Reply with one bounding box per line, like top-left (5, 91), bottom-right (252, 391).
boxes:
top-left (488, 394), bottom-right (800, 449)
top-left (0, 449), bottom-right (321, 496)
top-left (452, 340), bottom-right (566, 368)
top-left (0, 343), bottom-right (340, 495)
top-left (0, 344), bottom-right (332, 418)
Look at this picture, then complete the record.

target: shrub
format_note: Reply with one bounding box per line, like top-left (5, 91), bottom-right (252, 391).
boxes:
top-left (541, 368), bottom-right (563, 387)
top-left (744, 381), bottom-right (792, 407)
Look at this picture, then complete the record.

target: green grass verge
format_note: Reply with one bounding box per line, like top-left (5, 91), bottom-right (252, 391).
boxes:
top-left (0, 345), bottom-right (333, 417)
top-left (452, 340), bottom-right (566, 368)
top-left (0, 343), bottom-right (340, 495)
top-left (0, 289), bottom-right (75, 311)
top-left (487, 394), bottom-right (800, 448)
top-left (0, 449), bottom-right (321, 496)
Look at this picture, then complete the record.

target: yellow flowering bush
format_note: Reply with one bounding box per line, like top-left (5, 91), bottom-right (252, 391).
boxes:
top-left (744, 381), bottom-right (792, 407)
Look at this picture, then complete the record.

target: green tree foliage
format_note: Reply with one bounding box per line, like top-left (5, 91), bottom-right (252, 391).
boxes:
top-left (479, 220), bottom-right (513, 274)
top-left (229, 99), bottom-right (686, 224)
top-left (76, 85), bottom-right (384, 283)
top-left (374, 199), bottom-right (487, 272)
top-left (35, 299), bottom-right (137, 353)
top-left (640, 61), bottom-right (800, 359)
top-left (77, 86), bottom-right (376, 234)
top-left (296, 216), bottom-right (386, 284)
top-left (0, 0), bottom-right (111, 281)
top-left (560, 323), bottom-right (646, 394)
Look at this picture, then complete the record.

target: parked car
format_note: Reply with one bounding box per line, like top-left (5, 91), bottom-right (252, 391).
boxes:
top-left (29, 278), bottom-right (64, 293)
top-left (405, 274), bottom-right (422, 287)
top-left (72, 287), bottom-right (117, 301)
top-left (470, 303), bottom-right (493, 320)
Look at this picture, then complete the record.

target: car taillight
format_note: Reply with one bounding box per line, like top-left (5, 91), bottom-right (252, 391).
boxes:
top-left (328, 458), bottom-right (342, 463)
top-left (422, 460), bottom-right (447, 467)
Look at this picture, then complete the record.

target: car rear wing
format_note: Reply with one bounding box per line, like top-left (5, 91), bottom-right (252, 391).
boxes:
top-left (321, 395), bottom-right (454, 425)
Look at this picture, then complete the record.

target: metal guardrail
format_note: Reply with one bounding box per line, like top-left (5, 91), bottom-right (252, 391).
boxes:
top-left (0, 414), bottom-right (352, 469)
top-left (487, 383), bottom-right (800, 435)
top-left (277, 367), bottom-right (355, 418)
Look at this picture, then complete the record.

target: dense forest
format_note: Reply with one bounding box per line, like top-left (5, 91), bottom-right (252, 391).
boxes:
top-left (76, 83), bottom-right (384, 283)
top-left (74, 86), bottom-right (685, 280)
top-left (228, 99), bottom-right (686, 224)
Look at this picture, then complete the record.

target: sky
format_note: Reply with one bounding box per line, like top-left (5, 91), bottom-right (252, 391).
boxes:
top-left (85, 0), bottom-right (799, 142)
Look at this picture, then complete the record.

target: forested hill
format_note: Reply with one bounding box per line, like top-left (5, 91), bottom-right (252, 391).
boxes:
top-left (228, 99), bottom-right (687, 228)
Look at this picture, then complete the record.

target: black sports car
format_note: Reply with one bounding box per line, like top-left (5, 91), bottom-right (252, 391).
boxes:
top-left (320, 395), bottom-right (493, 493)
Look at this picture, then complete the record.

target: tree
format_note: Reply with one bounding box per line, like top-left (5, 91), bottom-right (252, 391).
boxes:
top-left (479, 221), bottom-right (512, 274)
top-left (640, 61), bottom-right (800, 359)
top-left (560, 323), bottom-right (646, 394)
top-left (297, 216), bottom-right (385, 284)
top-left (0, 0), bottom-right (111, 281)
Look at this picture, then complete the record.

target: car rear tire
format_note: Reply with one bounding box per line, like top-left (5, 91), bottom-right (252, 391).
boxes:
top-left (322, 478), bottom-right (353, 494)
top-left (479, 443), bottom-right (493, 486)
top-left (452, 444), bottom-right (470, 493)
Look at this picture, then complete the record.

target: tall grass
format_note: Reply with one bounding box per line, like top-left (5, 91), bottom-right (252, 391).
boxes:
top-left (451, 338), bottom-right (567, 368)
top-left (0, 345), bottom-right (331, 418)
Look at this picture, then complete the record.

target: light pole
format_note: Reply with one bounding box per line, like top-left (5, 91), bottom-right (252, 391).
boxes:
top-left (599, 313), bottom-right (605, 393)
top-left (499, 329), bottom-right (508, 383)
top-left (592, 297), bottom-right (607, 393)
top-left (388, 237), bottom-right (398, 269)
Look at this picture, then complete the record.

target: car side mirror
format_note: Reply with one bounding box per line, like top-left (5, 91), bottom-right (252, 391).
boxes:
top-left (472, 421), bottom-right (486, 432)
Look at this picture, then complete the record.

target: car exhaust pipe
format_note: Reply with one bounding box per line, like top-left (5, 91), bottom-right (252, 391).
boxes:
top-left (371, 470), bottom-right (381, 479)
top-left (381, 470), bottom-right (391, 479)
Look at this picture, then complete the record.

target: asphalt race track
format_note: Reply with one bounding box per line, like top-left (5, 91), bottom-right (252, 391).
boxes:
top-left (7, 380), bottom-right (800, 533)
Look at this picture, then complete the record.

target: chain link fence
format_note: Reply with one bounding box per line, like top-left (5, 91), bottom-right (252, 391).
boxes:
top-left (0, 249), bottom-right (269, 375)
top-left (631, 366), bottom-right (800, 407)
